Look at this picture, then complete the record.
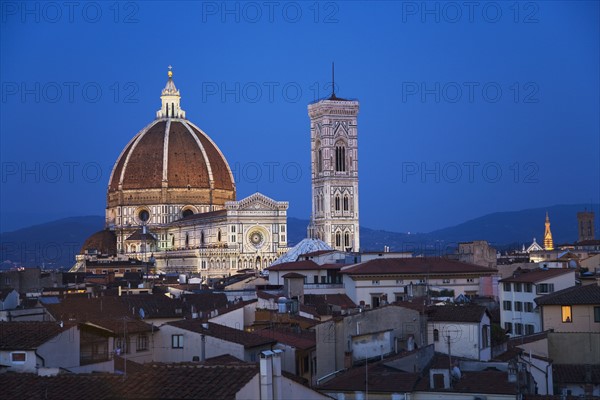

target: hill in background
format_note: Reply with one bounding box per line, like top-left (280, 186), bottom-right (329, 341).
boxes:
top-left (1, 204), bottom-right (597, 269)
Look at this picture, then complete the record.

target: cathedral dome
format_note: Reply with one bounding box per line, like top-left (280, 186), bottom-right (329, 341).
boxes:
top-left (107, 70), bottom-right (235, 209)
top-left (80, 230), bottom-right (117, 255)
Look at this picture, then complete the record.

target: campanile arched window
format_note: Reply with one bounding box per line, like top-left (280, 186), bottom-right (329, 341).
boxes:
top-left (335, 144), bottom-right (346, 172)
top-left (317, 148), bottom-right (323, 173)
top-left (335, 195), bottom-right (341, 211)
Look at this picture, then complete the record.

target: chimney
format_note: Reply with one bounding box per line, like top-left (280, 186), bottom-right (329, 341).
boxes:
top-left (260, 351), bottom-right (274, 400)
top-left (272, 349), bottom-right (283, 400)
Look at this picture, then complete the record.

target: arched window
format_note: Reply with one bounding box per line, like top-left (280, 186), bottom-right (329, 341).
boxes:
top-left (335, 232), bottom-right (341, 247)
top-left (185, 233), bottom-right (189, 248)
top-left (200, 231), bottom-right (205, 244)
top-left (335, 195), bottom-right (341, 211)
top-left (343, 195), bottom-right (349, 211)
top-left (335, 145), bottom-right (346, 172)
top-left (217, 230), bottom-right (222, 242)
top-left (433, 329), bottom-right (439, 342)
top-left (344, 232), bottom-right (350, 248)
top-left (317, 148), bottom-right (323, 173)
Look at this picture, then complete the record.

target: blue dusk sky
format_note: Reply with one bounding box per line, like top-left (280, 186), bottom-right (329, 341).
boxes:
top-left (1, 1), bottom-right (598, 233)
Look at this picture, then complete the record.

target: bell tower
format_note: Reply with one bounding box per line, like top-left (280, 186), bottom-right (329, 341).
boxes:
top-left (577, 211), bottom-right (595, 242)
top-left (307, 69), bottom-right (360, 252)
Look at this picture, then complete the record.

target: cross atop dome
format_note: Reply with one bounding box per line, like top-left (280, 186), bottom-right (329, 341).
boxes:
top-left (157, 65), bottom-right (186, 119)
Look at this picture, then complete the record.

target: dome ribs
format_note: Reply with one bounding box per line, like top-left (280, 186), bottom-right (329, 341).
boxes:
top-left (121, 121), bottom-right (166, 190)
top-left (187, 123), bottom-right (235, 192)
top-left (167, 121), bottom-right (210, 188)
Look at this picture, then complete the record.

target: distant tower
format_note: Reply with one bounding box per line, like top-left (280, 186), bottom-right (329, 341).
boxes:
top-left (577, 211), bottom-right (595, 242)
top-left (307, 67), bottom-right (360, 252)
top-left (544, 212), bottom-right (554, 250)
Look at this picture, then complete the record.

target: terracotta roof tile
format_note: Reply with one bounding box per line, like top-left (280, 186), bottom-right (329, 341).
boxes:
top-left (427, 304), bottom-right (488, 323)
top-left (0, 363), bottom-right (258, 400)
top-left (319, 362), bottom-right (420, 393)
top-left (0, 322), bottom-right (71, 350)
top-left (281, 272), bottom-right (306, 279)
top-left (342, 258), bottom-right (497, 276)
top-left (267, 260), bottom-right (320, 271)
top-left (553, 364), bottom-right (600, 384)
top-left (416, 369), bottom-right (518, 395)
top-left (535, 283), bottom-right (600, 305)
top-left (499, 268), bottom-right (574, 283)
top-left (304, 293), bottom-right (357, 311)
top-left (43, 296), bottom-right (158, 334)
top-left (168, 320), bottom-right (276, 348)
top-left (253, 327), bottom-right (316, 350)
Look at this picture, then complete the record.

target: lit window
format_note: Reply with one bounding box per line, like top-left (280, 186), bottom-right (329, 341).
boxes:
top-left (11, 352), bottom-right (26, 363)
top-left (561, 306), bottom-right (572, 323)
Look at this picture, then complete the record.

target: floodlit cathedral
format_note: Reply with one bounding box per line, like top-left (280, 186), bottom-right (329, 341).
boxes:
top-left (74, 69), bottom-right (290, 278)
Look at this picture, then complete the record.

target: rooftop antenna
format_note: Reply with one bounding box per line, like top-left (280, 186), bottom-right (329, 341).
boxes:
top-left (331, 62), bottom-right (336, 99)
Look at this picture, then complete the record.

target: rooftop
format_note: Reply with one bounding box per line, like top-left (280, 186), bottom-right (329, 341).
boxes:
top-left (553, 363), bottom-right (600, 384)
top-left (0, 322), bottom-right (71, 350)
top-left (499, 268), bottom-right (574, 283)
top-left (267, 260), bottom-right (343, 272)
top-left (341, 257), bottom-right (497, 276)
top-left (167, 320), bottom-right (276, 348)
top-left (0, 363), bottom-right (258, 400)
top-left (427, 304), bottom-right (489, 323)
top-left (253, 327), bottom-right (316, 350)
top-left (535, 283), bottom-right (600, 305)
